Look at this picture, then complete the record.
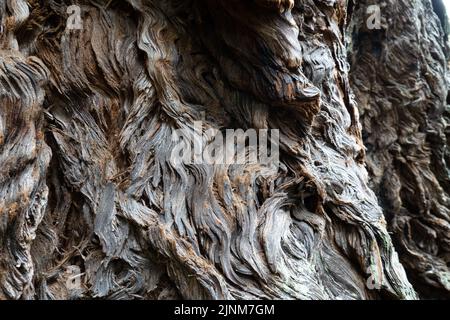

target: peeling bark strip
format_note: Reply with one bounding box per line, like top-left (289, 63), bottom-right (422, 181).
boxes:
top-left (349, 0), bottom-right (450, 299)
top-left (0, 0), bottom-right (446, 300)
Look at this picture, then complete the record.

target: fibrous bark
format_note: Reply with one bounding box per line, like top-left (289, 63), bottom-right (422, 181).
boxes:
top-left (0, 0), bottom-right (446, 300)
top-left (349, 0), bottom-right (450, 298)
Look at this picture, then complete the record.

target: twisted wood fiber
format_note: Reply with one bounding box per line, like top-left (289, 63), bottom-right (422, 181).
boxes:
top-left (349, 0), bottom-right (450, 298)
top-left (0, 0), bottom-right (445, 300)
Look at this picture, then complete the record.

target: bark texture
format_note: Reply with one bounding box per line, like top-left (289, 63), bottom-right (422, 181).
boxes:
top-left (0, 0), bottom-right (447, 300)
top-left (349, 0), bottom-right (450, 298)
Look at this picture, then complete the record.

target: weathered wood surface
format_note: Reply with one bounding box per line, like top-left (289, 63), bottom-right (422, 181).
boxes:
top-left (349, 0), bottom-right (450, 299)
top-left (0, 0), bottom-right (446, 300)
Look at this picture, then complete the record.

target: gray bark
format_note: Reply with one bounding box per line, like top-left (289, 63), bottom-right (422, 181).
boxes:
top-left (349, 0), bottom-right (450, 298)
top-left (0, 0), bottom-right (447, 300)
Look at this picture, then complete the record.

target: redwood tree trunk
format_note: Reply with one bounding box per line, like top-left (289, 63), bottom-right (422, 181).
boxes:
top-left (349, 0), bottom-right (450, 299)
top-left (0, 0), bottom-right (447, 300)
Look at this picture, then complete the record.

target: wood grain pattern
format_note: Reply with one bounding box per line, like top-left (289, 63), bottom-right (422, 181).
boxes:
top-left (0, 0), bottom-right (447, 300)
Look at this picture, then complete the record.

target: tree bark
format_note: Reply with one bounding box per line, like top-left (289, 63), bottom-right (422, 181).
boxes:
top-left (0, 0), bottom-right (446, 300)
top-left (349, 0), bottom-right (450, 299)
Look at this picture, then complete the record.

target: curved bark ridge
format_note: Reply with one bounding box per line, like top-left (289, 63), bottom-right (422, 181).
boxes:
top-left (0, 0), bottom-right (51, 299)
top-left (0, 0), bottom-right (435, 300)
top-left (349, 0), bottom-right (450, 298)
